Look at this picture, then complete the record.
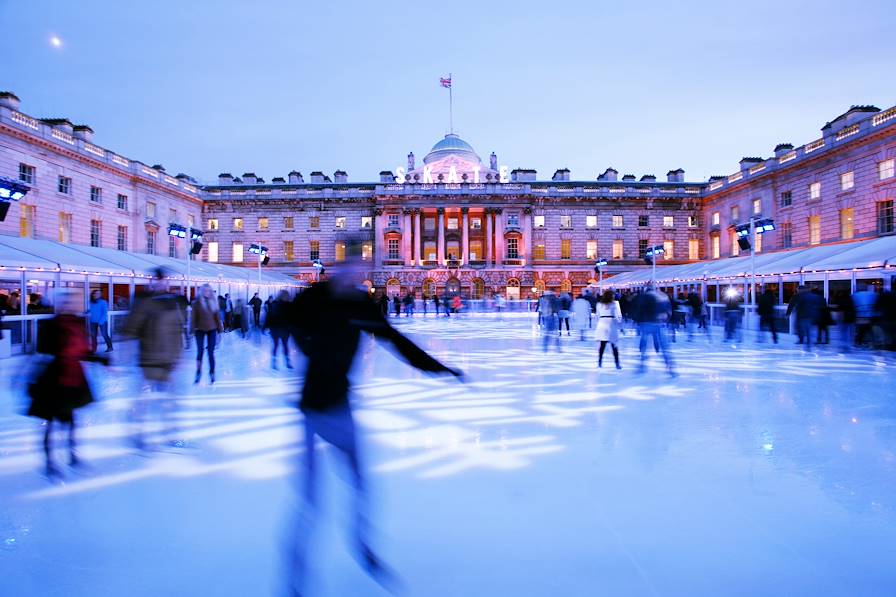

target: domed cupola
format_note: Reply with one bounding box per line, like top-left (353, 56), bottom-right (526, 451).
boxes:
top-left (423, 133), bottom-right (482, 165)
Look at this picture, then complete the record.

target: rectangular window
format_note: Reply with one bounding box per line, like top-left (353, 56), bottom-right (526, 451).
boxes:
top-left (663, 240), bottom-right (674, 260)
top-left (638, 239), bottom-right (648, 256)
top-left (840, 171), bottom-right (854, 191)
top-left (147, 230), bottom-right (156, 254)
top-left (752, 199), bottom-right (761, 215)
top-left (361, 242), bottom-right (373, 261)
top-left (19, 163), bottom-right (35, 184)
top-left (361, 216), bottom-right (372, 229)
top-left (809, 182), bottom-right (821, 200)
top-left (335, 241), bottom-right (346, 262)
top-left (233, 218), bottom-right (243, 231)
top-left (335, 217), bottom-right (346, 229)
top-left (586, 240), bottom-right (597, 260)
top-left (58, 176), bottom-right (72, 195)
top-left (207, 241), bottom-right (218, 262)
top-left (712, 235), bottom-right (720, 258)
top-left (169, 235), bottom-right (177, 258)
top-left (688, 238), bottom-right (699, 260)
top-left (387, 238), bottom-right (400, 259)
top-left (560, 239), bottom-right (571, 259)
top-left (208, 218), bottom-right (219, 231)
top-left (283, 216), bottom-right (294, 230)
top-left (90, 220), bottom-right (101, 247)
top-left (447, 217), bottom-right (458, 230)
top-left (877, 200), bottom-right (894, 234)
top-left (19, 205), bottom-right (34, 238)
top-left (424, 242), bottom-right (436, 261)
top-left (809, 215), bottom-right (821, 245)
top-left (840, 208), bottom-right (854, 240)
top-left (879, 159), bottom-right (895, 180)
top-left (232, 243), bottom-right (244, 262)
top-left (612, 215), bottom-right (623, 228)
top-left (533, 243), bottom-right (545, 260)
top-left (712, 212), bottom-right (720, 226)
top-left (533, 215), bottom-right (545, 228)
top-left (586, 215), bottom-right (597, 228)
top-left (90, 186), bottom-right (102, 203)
top-left (780, 222), bottom-right (792, 248)
top-left (731, 233), bottom-right (740, 256)
top-left (730, 205), bottom-right (739, 223)
top-left (309, 240), bottom-right (320, 261)
top-left (507, 238), bottom-right (519, 259)
top-left (169, 208), bottom-right (177, 223)
top-left (638, 215), bottom-right (649, 227)
top-left (284, 240), bottom-right (294, 261)
top-left (612, 240), bottom-right (623, 260)
top-left (388, 214), bottom-right (400, 227)
top-left (187, 214), bottom-right (194, 228)
top-left (470, 217), bottom-right (481, 230)
top-left (663, 216), bottom-right (674, 228)
top-left (424, 217), bottom-right (435, 231)
top-left (147, 202), bottom-right (157, 218)
top-left (446, 241), bottom-right (460, 260)
top-left (780, 191), bottom-right (792, 207)
top-left (559, 215), bottom-right (572, 229)
top-left (469, 240), bottom-right (482, 261)
top-left (117, 225), bottom-right (127, 251)
top-left (688, 215), bottom-right (698, 228)
top-left (506, 214), bottom-right (520, 228)
top-left (117, 193), bottom-right (128, 210)
top-left (258, 217), bottom-right (269, 231)
top-left (58, 212), bottom-right (72, 243)
top-left (755, 232), bottom-right (762, 253)
top-left (309, 216), bottom-right (320, 229)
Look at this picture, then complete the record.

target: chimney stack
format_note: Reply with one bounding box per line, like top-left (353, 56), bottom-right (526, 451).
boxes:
top-left (598, 167), bottom-right (618, 182)
top-left (218, 173), bottom-right (233, 185)
top-left (73, 125), bottom-right (94, 142)
top-left (334, 170), bottom-right (348, 183)
top-left (552, 168), bottom-right (570, 182)
top-left (774, 143), bottom-right (794, 157)
top-left (309, 171), bottom-right (325, 184)
top-left (288, 170), bottom-right (303, 184)
top-left (242, 172), bottom-right (257, 184)
top-left (666, 168), bottom-right (685, 183)
top-left (380, 170), bottom-right (395, 183)
top-left (0, 91), bottom-right (21, 111)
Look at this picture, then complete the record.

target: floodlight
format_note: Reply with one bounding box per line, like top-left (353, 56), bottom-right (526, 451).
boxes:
top-left (0, 176), bottom-right (29, 221)
top-left (167, 224), bottom-right (187, 238)
top-left (724, 287), bottom-right (740, 299)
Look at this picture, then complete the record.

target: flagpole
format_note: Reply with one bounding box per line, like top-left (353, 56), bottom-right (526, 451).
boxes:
top-left (449, 72), bottom-right (453, 134)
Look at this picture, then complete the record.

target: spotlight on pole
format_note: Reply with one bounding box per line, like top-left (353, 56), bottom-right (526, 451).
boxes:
top-left (643, 245), bottom-right (664, 265)
top-left (593, 258), bottom-right (608, 272)
top-left (189, 228), bottom-right (203, 254)
top-left (167, 223), bottom-right (187, 238)
top-left (0, 176), bottom-right (29, 222)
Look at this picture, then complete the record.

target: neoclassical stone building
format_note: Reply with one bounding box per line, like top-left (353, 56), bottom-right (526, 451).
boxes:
top-left (1, 89), bottom-right (894, 299)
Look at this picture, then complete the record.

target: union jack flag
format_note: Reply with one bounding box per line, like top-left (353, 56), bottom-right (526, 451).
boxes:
top-left (440, 76), bottom-right (452, 88)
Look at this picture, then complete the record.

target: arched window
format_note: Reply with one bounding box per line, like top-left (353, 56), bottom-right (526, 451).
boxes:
top-left (534, 279), bottom-right (546, 295)
top-left (386, 278), bottom-right (400, 297)
top-left (506, 277), bottom-right (521, 300)
top-left (561, 279), bottom-right (572, 293)
top-left (471, 278), bottom-right (485, 299)
top-left (422, 278), bottom-right (435, 297)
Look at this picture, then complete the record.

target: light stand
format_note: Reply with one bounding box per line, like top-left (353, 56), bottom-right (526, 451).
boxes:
top-left (644, 245), bottom-right (665, 287)
top-left (594, 258), bottom-right (608, 293)
top-left (249, 243), bottom-right (269, 292)
top-left (0, 176), bottom-right (28, 222)
top-left (734, 218), bottom-right (775, 305)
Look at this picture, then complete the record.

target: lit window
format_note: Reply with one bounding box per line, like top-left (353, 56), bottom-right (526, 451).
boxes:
top-left (688, 238), bottom-right (699, 260)
top-left (663, 240), bottom-right (673, 260)
top-left (507, 238), bottom-right (519, 259)
top-left (284, 241), bottom-right (294, 261)
top-left (361, 216), bottom-right (372, 229)
top-left (879, 159), bottom-right (895, 180)
top-left (663, 216), bottom-right (674, 228)
top-left (309, 216), bottom-right (320, 229)
top-left (207, 242), bottom-right (218, 262)
top-left (469, 240), bottom-right (482, 260)
top-left (712, 212), bottom-right (720, 226)
top-left (18, 163), bottom-right (35, 184)
top-left (283, 216), bottom-right (294, 229)
top-left (232, 243), bottom-right (244, 262)
top-left (471, 217), bottom-right (481, 230)
top-left (586, 240), bottom-right (597, 259)
top-left (58, 176), bottom-right (72, 195)
top-left (586, 215), bottom-right (597, 228)
top-left (560, 215), bottom-right (572, 229)
top-left (117, 225), bottom-right (127, 251)
top-left (755, 232), bottom-right (762, 253)
top-left (335, 217), bottom-right (346, 229)
top-left (447, 217), bottom-right (458, 230)
top-left (809, 182), bottom-right (821, 200)
top-left (90, 186), bottom-right (102, 203)
top-left (533, 243), bottom-right (545, 260)
top-left (688, 215), bottom-right (698, 227)
top-left (117, 194), bottom-right (128, 211)
top-left (208, 219), bottom-right (219, 231)
top-left (233, 218), bottom-right (243, 231)
top-left (752, 199), bottom-right (761, 215)
top-left (560, 239), bottom-right (571, 259)
top-left (361, 242), bottom-right (372, 261)
top-left (612, 239), bottom-right (623, 259)
top-left (90, 220), bottom-right (101, 247)
top-left (809, 215), bottom-right (821, 245)
top-left (446, 241), bottom-right (460, 259)
top-left (612, 215), bottom-right (623, 228)
top-left (335, 241), bottom-right (346, 262)
top-left (19, 205), bottom-right (34, 238)
top-left (840, 171), bottom-right (854, 191)
top-left (258, 217), bottom-right (269, 231)
top-left (711, 235), bottom-right (720, 258)
top-left (58, 213), bottom-right (72, 243)
top-left (424, 242), bottom-right (436, 261)
top-left (731, 233), bottom-right (740, 256)
top-left (840, 208), bottom-right (854, 240)
top-left (309, 240), bottom-right (320, 260)
top-left (533, 215), bottom-right (545, 228)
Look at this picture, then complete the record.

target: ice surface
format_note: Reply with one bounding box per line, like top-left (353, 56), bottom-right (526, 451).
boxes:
top-left (1, 314), bottom-right (895, 596)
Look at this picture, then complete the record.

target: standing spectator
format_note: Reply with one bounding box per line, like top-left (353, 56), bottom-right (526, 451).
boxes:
top-left (814, 288), bottom-right (832, 344)
top-left (249, 292), bottom-right (263, 328)
top-left (88, 289), bottom-right (113, 353)
top-left (558, 292), bottom-right (572, 336)
top-left (192, 284), bottom-right (223, 384)
top-left (377, 292), bottom-right (389, 318)
top-left (218, 294), bottom-right (227, 331)
top-left (852, 285), bottom-right (877, 347)
top-left (392, 295), bottom-right (401, 317)
top-left (402, 291), bottom-right (415, 317)
top-left (595, 290), bottom-right (623, 369)
top-left (757, 286), bottom-right (778, 344)
top-left (832, 290), bottom-right (856, 351)
top-left (265, 289), bottom-right (293, 369)
top-left (223, 293), bottom-right (234, 331)
top-left (786, 285), bottom-right (824, 351)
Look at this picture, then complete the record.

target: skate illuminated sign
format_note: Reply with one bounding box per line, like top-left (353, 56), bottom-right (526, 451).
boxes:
top-left (392, 164), bottom-right (510, 185)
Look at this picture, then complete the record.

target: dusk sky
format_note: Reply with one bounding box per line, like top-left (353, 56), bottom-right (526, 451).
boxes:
top-left (2, 0), bottom-right (893, 184)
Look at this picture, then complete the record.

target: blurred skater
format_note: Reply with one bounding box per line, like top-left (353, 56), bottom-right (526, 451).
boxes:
top-left (572, 291), bottom-right (591, 341)
top-left (539, 290), bottom-right (560, 352)
top-left (636, 287), bottom-right (676, 376)
top-left (786, 285), bottom-right (823, 351)
top-left (192, 284), bottom-right (223, 384)
top-left (249, 292), bottom-right (263, 328)
top-left (595, 290), bottom-right (622, 369)
top-left (757, 286), bottom-right (778, 344)
top-left (284, 239), bottom-right (462, 595)
top-left (28, 292), bottom-right (108, 477)
top-left (87, 289), bottom-right (113, 353)
top-left (265, 289), bottom-right (292, 370)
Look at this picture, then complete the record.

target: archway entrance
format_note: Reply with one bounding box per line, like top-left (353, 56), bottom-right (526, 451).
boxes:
top-left (445, 276), bottom-right (461, 296)
top-left (471, 278), bottom-right (485, 299)
top-left (386, 278), bottom-right (400, 297)
top-left (506, 278), bottom-right (521, 300)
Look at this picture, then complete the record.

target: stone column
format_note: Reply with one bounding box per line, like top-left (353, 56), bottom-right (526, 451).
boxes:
top-left (414, 209), bottom-right (422, 265)
top-left (485, 208), bottom-right (493, 266)
top-left (437, 208), bottom-right (445, 265)
top-left (522, 207), bottom-right (532, 265)
top-left (403, 209), bottom-right (413, 266)
top-left (494, 208), bottom-right (505, 265)
top-left (374, 209), bottom-right (384, 268)
top-left (461, 207), bottom-right (469, 266)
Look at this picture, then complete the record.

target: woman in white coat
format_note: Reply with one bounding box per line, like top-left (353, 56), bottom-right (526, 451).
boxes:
top-left (595, 290), bottom-right (623, 369)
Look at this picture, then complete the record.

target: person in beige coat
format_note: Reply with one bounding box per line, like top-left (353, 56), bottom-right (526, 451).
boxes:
top-left (192, 284), bottom-right (224, 384)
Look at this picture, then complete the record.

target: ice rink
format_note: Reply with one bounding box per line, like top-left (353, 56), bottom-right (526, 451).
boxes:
top-left (1, 314), bottom-right (895, 596)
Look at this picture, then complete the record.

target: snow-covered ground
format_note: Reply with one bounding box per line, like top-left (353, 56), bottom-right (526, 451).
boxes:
top-left (1, 314), bottom-right (895, 596)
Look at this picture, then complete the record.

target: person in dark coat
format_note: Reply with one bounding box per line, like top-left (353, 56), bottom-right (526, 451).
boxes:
top-left (813, 288), bottom-right (832, 344)
top-left (286, 242), bottom-right (462, 594)
top-left (264, 289), bottom-right (292, 369)
top-left (876, 289), bottom-right (896, 350)
top-left (392, 294), bottom-right (401, 317)
top-left (376, 292), bottom-right (389, 317)
top-left (28, 292), bottom-right (107, 477)
top-left (833, 290), bottom-right (856, 351)
top-left (249, 292), bottom-right (263, 327)
top-left (757, 287), bottom-right (778, 344)
top-left (786, 285), bottom-right (824, 350)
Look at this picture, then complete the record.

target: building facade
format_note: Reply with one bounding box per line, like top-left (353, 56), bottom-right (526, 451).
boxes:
top-left (1, 89), bottom-right (894, 299)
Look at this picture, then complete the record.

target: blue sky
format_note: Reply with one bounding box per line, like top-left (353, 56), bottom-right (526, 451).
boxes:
top-left (2, 0), bottom-right (893, 184)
